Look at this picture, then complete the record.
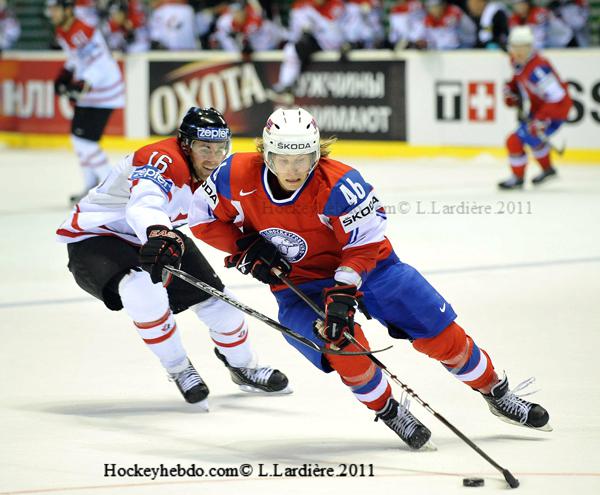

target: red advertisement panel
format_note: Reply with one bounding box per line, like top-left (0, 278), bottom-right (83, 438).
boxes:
top-left (0, 58), bottom-right (124, 135)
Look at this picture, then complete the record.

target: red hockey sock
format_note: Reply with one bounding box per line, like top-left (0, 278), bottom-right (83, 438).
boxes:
top-left (413, 322), bottom-right (498, 393)
top-left (326, 325), bottom-right (392, 411)
top-left (507, 133), bottom-right (527, 178)
top-left (533, 144), bottom-right (552, 171)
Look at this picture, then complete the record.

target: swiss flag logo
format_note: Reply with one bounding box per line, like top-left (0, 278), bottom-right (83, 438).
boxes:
top-left (467, 82), bottom-right (495, 122)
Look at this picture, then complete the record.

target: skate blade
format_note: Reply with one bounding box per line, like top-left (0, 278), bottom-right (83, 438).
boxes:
top-left (238, 384), bottom-right (294, 395)
top-left (493, 413), bottom-right (552, 432)
top-left (189, 399), bottom-right (209, 411)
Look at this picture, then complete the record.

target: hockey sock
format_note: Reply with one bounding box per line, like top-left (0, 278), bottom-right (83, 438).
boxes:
top-left (71, 135), bottom-right (112, 189)
top-left (191, 290), bottom-right (256, 368)
top-left (507, 133), bottom-right (527, 179)
top-left (413, 322), bottom-right (498, 393)
top-left (119, 269), bottom-right (187, 371)
top-left (274, 42), bottom-right (301, 91)
top-left (326, 325), bottom-right (392, 411)
top-left (533, 143), bottom-right (552, 170)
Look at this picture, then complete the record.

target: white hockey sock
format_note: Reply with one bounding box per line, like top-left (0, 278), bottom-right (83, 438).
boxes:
top-left (119, 269), bottom-right (187, 371)
top-left (191, 290), bottom-right (256, 368)
top-left (275, 42), bottom-right (301, 90)
top-left (71, 135), bottom-right (111, 190)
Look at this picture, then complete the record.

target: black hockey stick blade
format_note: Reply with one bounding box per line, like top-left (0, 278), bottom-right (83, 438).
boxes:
top-left (164, 266), bottom-right (390, 357)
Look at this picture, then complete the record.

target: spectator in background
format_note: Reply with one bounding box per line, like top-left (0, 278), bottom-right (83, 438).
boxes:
top-left (190, 0), bottom-right (229, 48)
top-left (105, 0), bottom-right (149, 52)
top-left (269, 0), bottom-right (345, 101)
top-left (212, 0), bottom-right (284, 53)
top-left (465, 0), bottom-right (509, 49)
top-left (388, 0), bottom-right (425, 50)
top-left (0, 0), bottom-right (21, 51)
top-left (418, 0), bottom-right (476, 49)
top-left (341, 0), bottom-right (384, 49)
top-left (509, 0), bottom-right (573, 48)
top-left (548, 0), bottom-right (589, 46)
top-left (149, 0), bottom-right (199, 50)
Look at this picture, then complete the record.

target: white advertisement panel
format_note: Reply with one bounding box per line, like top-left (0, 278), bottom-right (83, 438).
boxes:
top-left (407, 49), bottom-right (600, 149)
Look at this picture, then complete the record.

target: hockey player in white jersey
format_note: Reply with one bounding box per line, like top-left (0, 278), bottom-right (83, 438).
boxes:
top-left (47, 0), bottom-right (125, 204)
top-left (56, 107), bottom-right (291, 407)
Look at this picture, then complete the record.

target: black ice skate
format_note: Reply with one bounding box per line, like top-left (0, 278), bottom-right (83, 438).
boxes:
top-left (531, 167), bottom-right (557, 185)
top-left (498, 175), bottom-right (524, 190)
top-left (168, 359), bottom-right (209, 406)
top-left (214, 348), bottom-right (292, 394)
top-left (375, 397), bottom-right (434, 450)
top-left (482, 375), bottom-right (552, 431)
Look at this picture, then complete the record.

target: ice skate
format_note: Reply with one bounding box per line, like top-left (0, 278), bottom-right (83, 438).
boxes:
top-left (168, 359), bottom-right (209, 409)
top-left (482, 375), bottom-right (551, 431)
top-left (266, 87), bottom-right (295, 106)
top-left (214, 348), bottom-right (292, 394)
top-left (531, 167), bottom-right (557, 185)
top-left (375, 397), bottom-right (435, 450)
top-left (497, 175), bottom-right (524, 190)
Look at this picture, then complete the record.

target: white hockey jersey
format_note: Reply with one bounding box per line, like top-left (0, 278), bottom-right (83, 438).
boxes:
top-left (57, 137), bottom-right (199, 245)
top-left (55, 18), bottom-right (125, 109)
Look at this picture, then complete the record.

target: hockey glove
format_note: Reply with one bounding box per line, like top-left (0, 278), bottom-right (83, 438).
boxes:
top-left (527, 119), bottom-right (550, 139)
top-left (503, 84), bottom-right (519, 108)
top-left (54, 68), bottom-right (74, 96)
top-left (139, 225), bottom-right (186, 284)
top-left (318, 285), bottom-right (360, 347)
top-left (225, 233), bottom-right (291, 285)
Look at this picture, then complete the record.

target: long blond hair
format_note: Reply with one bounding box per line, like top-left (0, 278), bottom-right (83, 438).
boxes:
top-left (255, 136), bottom-right (337, 158)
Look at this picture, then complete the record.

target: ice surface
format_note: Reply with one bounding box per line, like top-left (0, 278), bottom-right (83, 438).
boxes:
top-left (1, 148), bottom-right (599, 494)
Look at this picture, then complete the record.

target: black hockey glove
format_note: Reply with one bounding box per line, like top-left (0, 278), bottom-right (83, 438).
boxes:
top-left (139, 225), bottom-right (186, 284)
top-left (317, 285), bottom-right (360, 347)
top-left (54, 68), bottom-right (74, 96)
top-left (225, 233), bottom-right (291, 285)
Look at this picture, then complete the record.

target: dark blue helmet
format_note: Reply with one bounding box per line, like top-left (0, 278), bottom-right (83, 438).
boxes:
top-left (178, 107), bottom-right (231, 155)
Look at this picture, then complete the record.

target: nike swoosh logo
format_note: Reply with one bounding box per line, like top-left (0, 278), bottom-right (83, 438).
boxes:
top-left (440, 303), bottom-right (446, 313)
top-left (240, 189), bottom-right (256, 196)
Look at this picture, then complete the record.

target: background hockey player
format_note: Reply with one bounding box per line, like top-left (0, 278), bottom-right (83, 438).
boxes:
top-left (499, 26), bottom-right (572, 190)
top-left (56, 107), bottom-right (291, 407)
top-left (189, 107), bottom-right (551, 449)
top-left (47, 0), bottom-right (125, 204)
top-left (269, 0), bottom-right (345, 101)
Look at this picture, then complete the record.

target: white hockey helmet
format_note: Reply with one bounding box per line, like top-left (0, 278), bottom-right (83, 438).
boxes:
top-left (262, 107), bottom-right (320, 174)
top-left (508, 26), bottom-right (534, 47)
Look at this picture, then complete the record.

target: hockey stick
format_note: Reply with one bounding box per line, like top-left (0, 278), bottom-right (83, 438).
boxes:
top-left (163, 266), bottom-right (390, 357)
top-left (274, 271), bottom-right (520, 489)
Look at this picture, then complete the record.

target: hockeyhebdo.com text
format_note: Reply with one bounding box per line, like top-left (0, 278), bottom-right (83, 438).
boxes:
top-left (260, 200), bottom-right (533, 216)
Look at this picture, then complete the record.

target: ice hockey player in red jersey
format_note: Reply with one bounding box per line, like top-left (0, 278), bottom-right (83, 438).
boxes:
top-left (56, 108), bottom-right (291, 407)
top-left (499, 26), bottom-right (572, 189)
top-left (47, 0), bottom-right (125, 204)
top-left (189, 107), bottom-right (552, 448)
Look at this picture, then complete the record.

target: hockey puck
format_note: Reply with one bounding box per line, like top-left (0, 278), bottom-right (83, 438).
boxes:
top-left (463, 478), bottom-right (485, 487)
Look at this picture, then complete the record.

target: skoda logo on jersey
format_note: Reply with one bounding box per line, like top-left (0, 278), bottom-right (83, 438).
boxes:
top-left (260, 228), bottom-right (308, 263)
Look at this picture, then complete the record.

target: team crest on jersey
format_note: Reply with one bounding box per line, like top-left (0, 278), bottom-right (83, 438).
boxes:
top-left (260, 228), bottom-right (308, 263)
